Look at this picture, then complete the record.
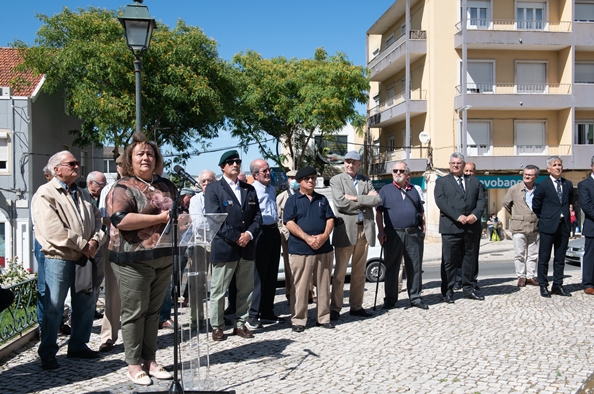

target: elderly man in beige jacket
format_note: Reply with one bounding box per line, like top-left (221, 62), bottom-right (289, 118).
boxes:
top-left (32, 150), bottom-right (104, 370)
top-left (502, 164), bottom-right (540, 287)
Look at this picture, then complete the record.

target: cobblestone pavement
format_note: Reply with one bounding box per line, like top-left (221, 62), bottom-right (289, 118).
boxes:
top-left (1, 239), bottom-right (593, 394)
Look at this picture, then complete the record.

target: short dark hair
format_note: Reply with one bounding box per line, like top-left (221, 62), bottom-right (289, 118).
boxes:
top-left (523, 164), bottom-right (540, 177)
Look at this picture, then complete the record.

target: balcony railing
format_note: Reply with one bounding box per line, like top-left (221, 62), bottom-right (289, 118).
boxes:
top-left (455, 83), bottom-right (572, 95)
top-left (0, 277), bottom-right (37, 344)
top-left (466, 144), bottom-right (571, 157)
top-left (368, 89), bottom-right (428, 116)
top-left (371, 30), bottom-right (427, 61)
top-left (455, 19), bottom-right (572, 32)
top-left (368, 147), bottom-right (428, 175)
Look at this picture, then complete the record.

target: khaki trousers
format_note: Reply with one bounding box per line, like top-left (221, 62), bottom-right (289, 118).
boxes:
top-left (112, 256), bottom-right (172, 365)
top-left (100, 244), bottom-right (121, 344)
top-left (209, 258), bottom-right (254, 328)
top-left (289, 252), bottom-right (332, 326)
top-left (331, 225), bottom-right (368, 312)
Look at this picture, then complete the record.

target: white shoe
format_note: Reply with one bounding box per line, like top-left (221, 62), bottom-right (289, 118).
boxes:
top-left (144, 365), bottom-right (172, 380)
top-left (127, 370), bottom-right (152, 386)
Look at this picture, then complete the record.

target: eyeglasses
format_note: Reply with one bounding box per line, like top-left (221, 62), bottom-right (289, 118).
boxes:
top-left (449, 162), bottom-right (463, 166)
top-left (59, 161), bottom-right (80, 168)
top-left (301, 176), bottom-right (316, 182)
top-left (523, 173), bottom-right (536, 177)
top-left (225, 159), bottom-right (242, 166)
top-left (92, 180), bottom-right (106, 187)
top-left (392, 169), bottom-right (407, 174)
top-left (258, 168), bottom-right (271, 174)
top-left (200, 179), bottom-right (213, 184)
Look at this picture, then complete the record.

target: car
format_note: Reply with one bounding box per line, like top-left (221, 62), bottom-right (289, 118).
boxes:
top-left (565, 236), bottom-right (584, 267)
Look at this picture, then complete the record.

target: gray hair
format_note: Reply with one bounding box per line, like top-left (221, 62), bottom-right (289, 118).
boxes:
top-left (199, 169), bottom-right (216, 181)
top-left (47, 150), bottom-right (71, 177)
top-left (86, 171), bottom-right (103, 184)
top-left (42, 165), bottom-right (52, 178)
top-left (546, 156), bottom-right (562, 167)
top-left (450, 152), bottom-right (465, 162)
top-left (393, 160), bottom-right (410, 174)
top-left (523, 164), bottom-right (540, 177)
top-left (590, 155), bottom-right (594, 165)
top-left (249, 159), bottom-right (267, 175)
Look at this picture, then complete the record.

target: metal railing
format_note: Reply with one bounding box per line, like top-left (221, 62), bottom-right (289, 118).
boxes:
top-left (466, 144), bottom-right (572, 156)
top-left (0, 278), bottom-right (37, 344)
top-left (368, 147), bottom-right (428, 175)
top-left (455, 83), bottom-right (572, 95)
top-left (368, 89), bottom-right (428, 116)
top-left (370, 30), bottom-right (427, 64)
top-left (455, 19), bottom-right (572, 32)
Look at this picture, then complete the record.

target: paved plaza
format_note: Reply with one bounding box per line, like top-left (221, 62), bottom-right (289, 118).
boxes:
top-left (1, 238), bottom-right (593, 393)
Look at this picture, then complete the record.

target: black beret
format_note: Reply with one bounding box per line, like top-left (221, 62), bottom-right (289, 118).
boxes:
top-left (295, 166), bottom-right (317, 181)
top-left (218, 150), bottom-right (240, 166)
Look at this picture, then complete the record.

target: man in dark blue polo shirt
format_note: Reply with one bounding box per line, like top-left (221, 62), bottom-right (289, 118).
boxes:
top-left (284, 166), bottom-right (335, 332)
top-left (376, 160), bottom-right (427, 310)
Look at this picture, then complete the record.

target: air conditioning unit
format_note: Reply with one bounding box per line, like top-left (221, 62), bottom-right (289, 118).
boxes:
top-left (0, 87), bottom-right (11, 97)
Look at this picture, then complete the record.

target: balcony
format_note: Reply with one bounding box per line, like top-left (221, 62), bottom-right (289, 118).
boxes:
top-left (454, 83), bottom-right (572, 110)
top-left (454, 19), bottom-right (572, 50)
top-left (464, 144), bottom-right (575, 170)
top-left (369, 148), bottom-right (428, 175)
top-left (574, 83), bottom-right (594, 110)
top-left (368, 89), bottom-right (427, 128)
top-left (368, 30), bottom-right (427, 82)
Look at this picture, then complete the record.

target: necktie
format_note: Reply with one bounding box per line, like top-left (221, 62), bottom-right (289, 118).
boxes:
top-left (458, 176), bottom-right (465, 195)
top-left (353, 177), bottom-right (364, 221)
top-left (556, 179), bottom-right (562, 203)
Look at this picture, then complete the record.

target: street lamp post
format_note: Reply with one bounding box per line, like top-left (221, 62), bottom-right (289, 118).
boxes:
top-left (118, 0), bottom-right (156, 134)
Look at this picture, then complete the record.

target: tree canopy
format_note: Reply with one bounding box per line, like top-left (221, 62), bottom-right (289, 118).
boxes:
top-left (16, 6), bottom-right (237, 162)
top-left (230, 48), bottom-right (368, 170)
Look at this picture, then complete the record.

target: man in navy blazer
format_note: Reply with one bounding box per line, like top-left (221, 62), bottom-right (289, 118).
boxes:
top-left (578, 156), bottom-right (594, 295)
top-left (532, 156), bottom-right (573, 298)
top-left (205, 150), bottom-right (262, 341)
top-left (434, 152), bottom-right (486, 303)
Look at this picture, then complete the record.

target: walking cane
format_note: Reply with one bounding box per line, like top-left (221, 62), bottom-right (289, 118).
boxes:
top-left (372, 244), bottom-right (385, 311)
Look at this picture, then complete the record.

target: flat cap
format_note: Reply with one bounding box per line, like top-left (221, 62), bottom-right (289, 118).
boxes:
top-left (295, 166), bottom-right (317, 181)
top-left (180, 187), bottom-right (197, 196)
top-left (286, 170), bottom-right (298, 177)
top-left (218, 150), bottom-right (240, 166)
top-left (344, 150), bottom-right (362, 161)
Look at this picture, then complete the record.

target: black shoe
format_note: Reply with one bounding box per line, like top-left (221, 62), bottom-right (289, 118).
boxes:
top-left (411, 301), bottom-right (429, 310)
top-left (316, 322), bottom-right (335, 329)
top-left (443, 294), bottom-right (455, 304)
top-left (453, 282), bottom-right (462, 291)
top-left (94, 310), bottom-right (104, 319)
top-left (41, 357), bottom-right (60, 370)
top-left (381, 301), bottom-right (397, 310)
top-left (67, 348), bottom-right (100, 359)
top-left (551, 285), bottom-right (572, 297)
top-left (59, 324), bottom-right (71, 336)
top-left (464, 292), bottom-right (485, 301)
top-left (245, 317), bottom-right (263, 330)
top-left (540, 286), bottom-right (551, 298)
top-left (330, 310), bottom-right (340, 321)
top-left (260, 315), bottom-right (285, 324)
top-left (473, 284), bottom-right (481, 291)
top-left (349, 308), bottom-right (372, 317)
top-left (292, 325), bottom-right (305, 333)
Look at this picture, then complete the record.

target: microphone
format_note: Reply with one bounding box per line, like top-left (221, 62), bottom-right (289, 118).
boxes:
top-left (174, 165), bottom-right (199, 187)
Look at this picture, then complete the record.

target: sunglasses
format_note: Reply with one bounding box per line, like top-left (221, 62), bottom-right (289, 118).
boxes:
top-left (60, 161), bottom-right (80, 168)
top-left (392, 169), bottom-right (406, 174)
top-left (225, 159), bottom-right (242, 166)
top-left (301, 176), bottom-right (316, 182)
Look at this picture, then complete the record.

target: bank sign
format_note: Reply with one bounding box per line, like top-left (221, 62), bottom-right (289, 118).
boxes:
top-left (476, 175), bottom-right (547, 189)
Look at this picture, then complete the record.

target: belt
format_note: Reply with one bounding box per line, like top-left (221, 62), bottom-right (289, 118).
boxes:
top-left (261, 223), bottom-right (278, 229)
top-left (356, 221), bottom-right (364, 225)
top-left (393, 227), bottom-right (418, 233)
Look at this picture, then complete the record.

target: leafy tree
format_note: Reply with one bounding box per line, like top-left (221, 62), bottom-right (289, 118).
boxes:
top-left (15, 7), bottom-right (237, 162)
top-left (230, 48), bottom-right (368, 170)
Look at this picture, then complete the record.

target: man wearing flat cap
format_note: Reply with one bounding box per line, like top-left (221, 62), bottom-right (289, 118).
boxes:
top-left (205, 150), bottom-right (262, 341)
top-left (284, 166), bottom-right (335, 332)
top-left (330, 151), bottom-right (381, 320)
top-left (179, 187), bottom-right (196, 213)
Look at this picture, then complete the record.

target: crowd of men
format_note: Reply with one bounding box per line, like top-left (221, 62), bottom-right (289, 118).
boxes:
top-left (29, 147), bottom-right (593, 371)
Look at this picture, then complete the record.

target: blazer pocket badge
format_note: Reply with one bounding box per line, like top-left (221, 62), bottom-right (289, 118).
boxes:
top-left (223, 200), bottom-right (234, 207)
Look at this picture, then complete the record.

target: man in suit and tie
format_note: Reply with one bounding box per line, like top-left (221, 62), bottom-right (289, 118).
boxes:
top-left (435, 152), bottom-right (486, 303)
top-left (532, 156), bottom-right (573, 298)
top-left (205, 150), bottom-right (262, 341)
top-left (329, 151), bottom-right (381, 320)
top-left (578, 156), bottom-right (594, 295)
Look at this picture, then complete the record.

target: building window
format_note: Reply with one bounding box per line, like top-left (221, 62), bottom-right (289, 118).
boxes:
top-left (517, 2), bottom-right (546, 30)
top-left (576, 122), bottom-right (594, 144)
top-left (516, 61), bottom-right (547, 93)
top-left (575, 2), bottom-right (594, 22)
top-left (385, 32), bottom-right (395, 47)
top-left (0, 131), bottom-right (10, 173)
top-left (315, 135), bottom-right (348, 157)
top-left (80, 150), bottom-right (88, 177)
top-left (515, 121), bottom-right (546, 154)
top-left (576, 62), bottom-right (594, 83)
top-left (467, 121), bottom-right (492, 156)
top-left (104, 158), bottom-right (117, 173)
top-left (464, 61), bottom-right (495, 93)
top-left (371, 47), bottom-right (380, 59)
top-left (462, 1), bottom-right (490, 29)
top-left (387, 135), bottom-right (395, 152)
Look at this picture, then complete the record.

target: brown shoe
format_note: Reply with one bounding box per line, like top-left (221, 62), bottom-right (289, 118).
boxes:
top-left (233, 325), bottom-right (254, 339)
top-left (526, 278), bottom-right (539, 286)
top-left (212, 327), bottom-right (226, 341)
top-left (517, 277), bottom-right (526, 287)
top-left (99, 342), bottom-right (114, 352)
top-left (585, 288), bottom-right (594, 295)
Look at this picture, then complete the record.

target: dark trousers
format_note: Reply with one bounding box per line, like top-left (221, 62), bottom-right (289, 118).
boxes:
top-left (441, 231), bottom-right (478, 296)
top-left (384, 228), bottom-right (424, 304)
top-left (583, 236), bottom-right (594, 289)
top-left (249, 226), bottom-right (281, 318)
top-left (537, 221), bottom-right (569, 288)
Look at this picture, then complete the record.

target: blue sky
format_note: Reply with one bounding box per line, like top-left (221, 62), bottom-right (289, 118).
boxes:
top-left (1, 0), bottom-right (395, 175)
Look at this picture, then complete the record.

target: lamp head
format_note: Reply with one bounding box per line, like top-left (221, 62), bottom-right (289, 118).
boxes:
top-left (119, 0), bottom-right (157, 55)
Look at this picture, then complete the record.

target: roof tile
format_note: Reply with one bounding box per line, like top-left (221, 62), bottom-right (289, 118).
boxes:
top-left (0, 47), bottom-right (43, 97)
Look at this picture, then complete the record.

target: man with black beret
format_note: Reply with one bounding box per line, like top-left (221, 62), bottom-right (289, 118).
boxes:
top-left (284, 166), bottom-right (335, 332)
top-left (205, 150), bottom-right (262, 341)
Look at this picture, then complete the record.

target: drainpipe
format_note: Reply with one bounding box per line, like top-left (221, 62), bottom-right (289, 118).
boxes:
top-left (405, 0), bottom-right (411, 162)
top-left (461, 0), bottom-right (468, 154)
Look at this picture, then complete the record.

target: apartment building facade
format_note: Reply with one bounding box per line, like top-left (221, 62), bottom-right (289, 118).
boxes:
top-left (366, 0), bottom-right (594, 239)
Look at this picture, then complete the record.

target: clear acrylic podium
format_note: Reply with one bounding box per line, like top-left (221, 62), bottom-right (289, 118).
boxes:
top-left (156, 212), bottom-right (228, 392)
